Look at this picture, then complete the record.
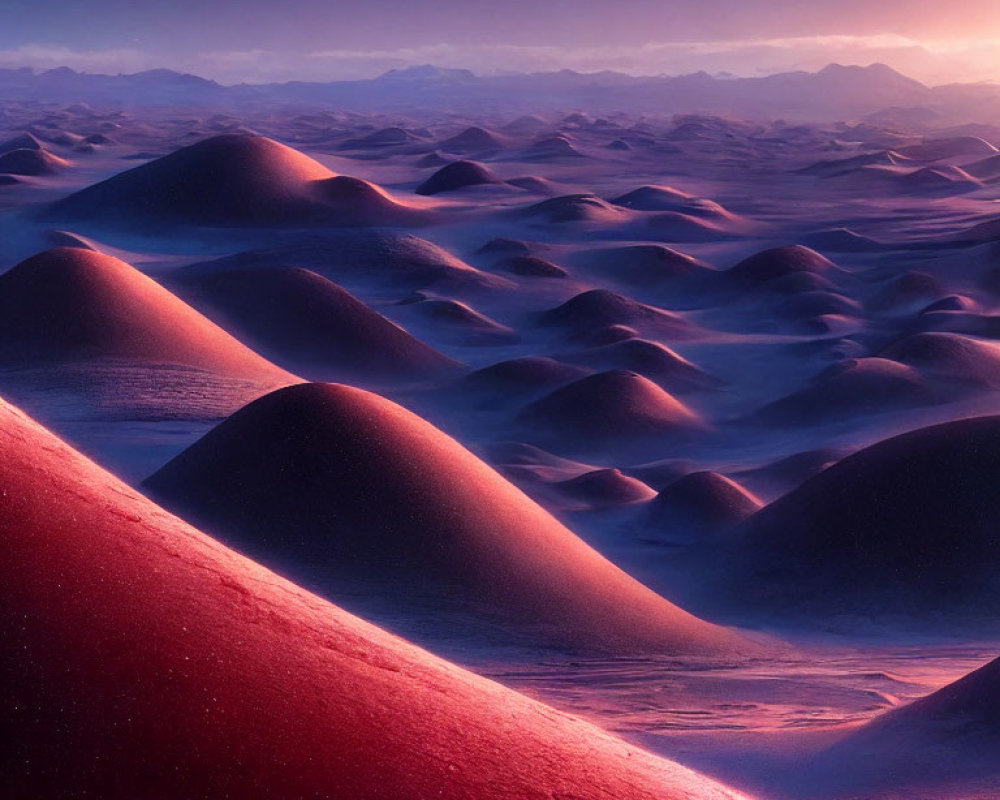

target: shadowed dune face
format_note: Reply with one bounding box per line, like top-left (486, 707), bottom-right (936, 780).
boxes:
top-left (728, 245), bottom-right (840, 284)
top-left (0, 396), bottom-right (753, 800)
top-left (0, 248), bottom-right (292, 383)
top-left (48, 134), bottom-right (430, 227)
top-left (541, 289), bottom-right (698, 339)
top-left (520, 370), bottom-right (707, 451)
top-left (716, 417), bottom-right (1000, 623)
top-left (169, 267), bottom-right (459, 384)
top-left (0, 147), bottom-right (68, 175)
top-left (647, 472), bottom-right (762, 541)
top-left (144, 382), bottom-right (759, 657)
top-left (799, 656), bottom-right (1000, 798)
top-left (415, 160), bottom-right (500, 194)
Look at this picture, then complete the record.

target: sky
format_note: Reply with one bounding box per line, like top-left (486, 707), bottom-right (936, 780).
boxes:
top-left (1, 0), bottom-right (999, 85)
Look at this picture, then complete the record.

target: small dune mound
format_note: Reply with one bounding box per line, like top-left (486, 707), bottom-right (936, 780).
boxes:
top-left (728, 245), bottom-right (840, 284)
top-left (1, 396), bottom-right (751, 800)
top-left (541, 289), bottom-right (696, 339)
top-left (0, 132), bottom-right (43, 153)
top-left (611, 185), bottom-right (732, 222)
top-left (607, 139), bottom-right (631, 150)
top-left (520, 370), bottom-right (705, 445)
top-left (646, 472), bottom-right (762, 542)
top-left (415, 160), bottom-right (500, 195)
top-left (523, 135), bottom-right (583, 159)
top-left (720, 416), bottom-right (1000, 624)
top-left (896, 135), bottom-right (998, 161)
top-left (757, 358), bottom-right (937, 424)
top-left (800, 227), bottom-right (886, 252)
top-left (438, 126), bottom-right (506, 153)
top-left (338, 126), bottom-right (422, 149)
top-left (476, 237), bottom-right (532, 257)
top-left (900, 165), bottom-right (981, 193)
top-left (499, 255), bottom-right (567, 278)
top-left (579, 244), bottom-right (713, 287)
top-left (881, 332), bottom-right (1000, 389)
top-left (411, 298), bottom-right (520, 345)
top-left (49, 134), bottom-right (428, 227)
top-left (170, 267), bottom-right (458, 384)
top-left (733, 447), bottom-right (849, 500)
top-left (0, 247), bottom-right (290, 381)
top-left (802, 657), bottom-right (1000, 798)
top-left (870, 270), bottom-right (943, 312)
top-left (145, 383), bottom-right (758, 657)
top-left (565, 339), bottom-right (722, 393)
top-left (798, 149), bottom-right (912, 177)
top-left (550, 469), bottom-right (657, 511)
top-left (522, 193), bottom-right (627, 224)
top-left (414, 151), bottom-right (451, 168)
top-left (0, 147), bottom-right (68, 175)
top-left (462, 356), bottom-right (588, 394)
top-left (640, 212), bottom-right (734, 242)
top-left (186, 231), bottom-right (509, 294)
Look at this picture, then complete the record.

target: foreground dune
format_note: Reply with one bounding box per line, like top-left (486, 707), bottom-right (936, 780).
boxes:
top-left (0, 394), bottom-right (753, 799)
top-left (145, 382), bottom-right (759, 656)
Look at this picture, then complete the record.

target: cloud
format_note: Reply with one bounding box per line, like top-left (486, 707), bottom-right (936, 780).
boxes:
top-left (0, 35), bottom-right (997, 86)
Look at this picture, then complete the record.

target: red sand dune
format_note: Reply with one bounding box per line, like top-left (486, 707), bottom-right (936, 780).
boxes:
top-left (564, 338), bottom-right (723, 393)
top-left (541, 289), bottom-right (698, 339)
top-left (520, 370), bottom-right (707, 444)
top-left (0, 247), bottom-right (291, 383)
top-left (728, 245), bottom-right (841, 284)
top-left (49, 133), bottom-right (429, 227)
top-left (170, 267), bottom-right (459, 383)
top-left (144, 382), bottom-right (757, 656)
top-left (646, 471), bottom-right (762, 541)
top-left (801, 656), bottom-right (1000, 798)
top-left (0, 395), bottom-right (754, 800)
top-left (719, 416), bottom-right (1000, 622)
top-left (415, 160), bottom-right (500, 194)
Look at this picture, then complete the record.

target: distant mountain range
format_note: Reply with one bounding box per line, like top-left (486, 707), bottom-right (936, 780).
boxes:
top-left (2, 62), bottom-right (999, 123)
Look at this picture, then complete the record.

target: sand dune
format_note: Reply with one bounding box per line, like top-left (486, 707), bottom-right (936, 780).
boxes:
top-left (415, 159), bottom-right (500, 194)
top-left (0, 147), bottom-right (68, 175)
top-left (145, 382), bottom-right (758, 656)
top-left (49, 133), bottom-right (430, 227)
top-left (718, 416), bottom-right (1000, 623)
top-left (0, 131), bottom-right (43, 153)
top-left (549, 468), bottom-right (657, 510)
top-left (520, 370), bottom-right (706, 448)
top-left (170, 267), bottom-right (459, 383)
top-left (646, 471), bottom-right (762, 542)
top-left (881, 332), bottom-right (1000, 389)
top-left (523, 193), bottom-right (627, 224)
top-left (463, 356), bottom-right (588, 394)
top-left (756, 357), bottom-right (937, 423)
top-left (185, 231), bottom-right (510, 293)
top-left (563, 338), bottom-right (723, 393)
top-left (728, 245), bottom-right (841, 284)
top-left (0, 395), bottom-right (753, 800)
top-left (541, 289), bottom-right (698, 339)
top-left (407, 297), bottom-right (520, 345)
top-left (577, 243), bottom-right (714, 288)
top-left (499, 254), bottom-right (568, 277)
top-left (438, 126), bottom-right (506, 153)
top-left (800, 656), bottom-right (1000, 798)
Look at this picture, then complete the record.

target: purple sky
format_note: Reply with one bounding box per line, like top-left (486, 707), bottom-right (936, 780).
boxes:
top-left (1, 0), bottom-right (998, 84)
